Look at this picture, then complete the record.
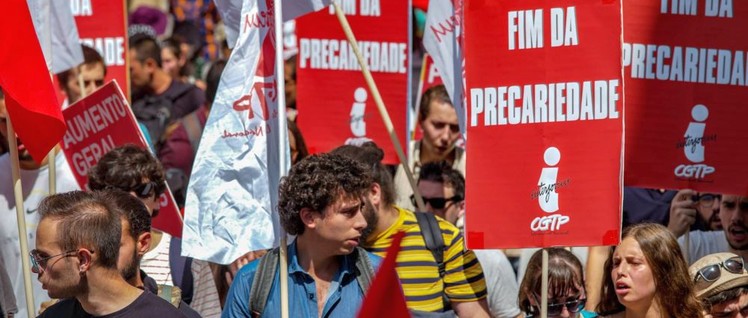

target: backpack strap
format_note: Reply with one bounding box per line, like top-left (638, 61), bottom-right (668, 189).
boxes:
top-left (181, 111), bottom-right (203, 156)
top-left (414, 212), bottom-right (452, 311)
top-left (249, 247), bottom-right (280, 317)
top-left (353, 247), bottom-right (375, 293)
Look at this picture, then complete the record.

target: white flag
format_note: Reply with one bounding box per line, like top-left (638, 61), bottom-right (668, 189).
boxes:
top-left (216, 0), bottom-right (331, 48)
top-left (183, 0), bottom-right (287, 264)
top-left (423, 0), bottom-right (466, 136)
top-left (27, 0), bottom-right (84, 74)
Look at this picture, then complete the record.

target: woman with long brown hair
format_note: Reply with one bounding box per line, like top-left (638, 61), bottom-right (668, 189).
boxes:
top-left (597, 223), bottom-right (703, 317)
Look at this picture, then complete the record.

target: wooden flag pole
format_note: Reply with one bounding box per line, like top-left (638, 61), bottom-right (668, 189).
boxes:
top-left (541, 248), bottom-right (549, 318)
top-left (273, 0), bottom-right (289, 317)
top-left (332, 2), bottom-right (426, 212)
top-left (7, 115), bottom-right (36, 316)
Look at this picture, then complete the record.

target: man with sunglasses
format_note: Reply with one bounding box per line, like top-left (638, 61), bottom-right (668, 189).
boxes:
top-left (418, 161), bottom-right (522, 318)
top-left (690, 253), bottom-right (748, 318)
top-left (87, 145), bottom-right (198, 307)
top-left (0, 88), bottom-right (80, 317)
top-left (56, 45), bottom-right (107, 108)
top-left (678, 195), bottom-right (748, 265)
top-left (35, 190), bottom-right (185, 317)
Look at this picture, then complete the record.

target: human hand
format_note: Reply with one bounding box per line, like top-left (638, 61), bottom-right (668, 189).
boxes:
top-left (668, 189), bottom-right (698, 237)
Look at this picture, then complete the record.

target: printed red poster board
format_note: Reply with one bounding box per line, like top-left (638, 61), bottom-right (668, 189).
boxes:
top-left (623, 1), bottom-right (748, 196)
top-left (464, 1), bottom-right (623, 249)
top-left (71, 0), bottom-right (130, 100)
top-left (295, 1), bottom-right (410, 164)
top-left (60, 81), bottom-right (183, 238)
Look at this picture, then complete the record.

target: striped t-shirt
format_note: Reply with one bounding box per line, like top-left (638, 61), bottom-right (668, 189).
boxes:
top-left (365, 207), bottom-right (487, 312)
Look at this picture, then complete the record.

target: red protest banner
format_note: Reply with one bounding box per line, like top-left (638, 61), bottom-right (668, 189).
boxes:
top-left (60, 81), bottom-right (183, 238)
top-left (464, 1), bottom-right (623, 249)
top-left (295, 1), bottom-right (409, 164)
top-left (71, 0), bottom-right (129, 100)
top-left (623, 1), bottom-right (748, 195)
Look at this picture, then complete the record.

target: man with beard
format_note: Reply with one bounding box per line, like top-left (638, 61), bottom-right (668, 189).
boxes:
top-left (679, 195), bottom-right (748, 264)
top-left (35, 190), bottom-right (185, 317)
top-left (668, 189), bottom-right (723, 238)
top-left (331, 142), bottom-right (490, 317)
top-left (0, 88), bottom-right (80, 317)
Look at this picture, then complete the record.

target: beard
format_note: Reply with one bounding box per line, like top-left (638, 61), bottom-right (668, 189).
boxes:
top-left (360, 199), bottom-right (379, 242)
top-left (120, 248), bottom-right (140, 282)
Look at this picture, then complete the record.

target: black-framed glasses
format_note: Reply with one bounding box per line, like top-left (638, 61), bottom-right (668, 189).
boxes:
top-left (695, 193), bottom-right (721, 208)
top-left (694, 256), bottom-right (745, 290)
top-left (410, 194), bottom-right (462, 209)
top-left (29, 249), bottom-right (78, 274)
top-left (529, 296), bottom-right (587, 317)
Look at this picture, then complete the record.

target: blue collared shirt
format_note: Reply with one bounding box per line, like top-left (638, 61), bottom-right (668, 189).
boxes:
top-left (222, 241), bottom-right (382, 318)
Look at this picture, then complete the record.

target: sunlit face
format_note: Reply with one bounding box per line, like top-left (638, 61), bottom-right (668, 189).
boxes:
top-left (611, 237), bottom-right (657, 310)
top-left (420, 100), bottom-right (459, 159)
top-left (65, 63), bottom-right (106, 104)
top-left (710, 291), bottom-right (748, 318)
top-left (720, 196), bottom-right (748, 251)
top-left (161, 47), bottom-right (180, 79)
top-left (35, 218), bottom-right (81, 299)
top-left (309, 195), bottom-right (367, 255)
top-left (697, 195), bottom-right (722, 231)
top-left (117, 219), bottom-right (139, 282)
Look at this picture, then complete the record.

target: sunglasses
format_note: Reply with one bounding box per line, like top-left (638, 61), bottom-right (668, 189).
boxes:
top-left (694, 256), bottom-right (745, 290)
top-left (410, 194), bottom-right (462, 209)
top-left (29, 249), bottom-right (78, 274)
top-left (529, 296), bottom-right (586, 317)
top-left (133, 181), bottom-right (160, 198)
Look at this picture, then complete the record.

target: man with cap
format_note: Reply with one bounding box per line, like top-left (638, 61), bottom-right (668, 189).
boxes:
top-left (690, 252), bottom-right (748, 317)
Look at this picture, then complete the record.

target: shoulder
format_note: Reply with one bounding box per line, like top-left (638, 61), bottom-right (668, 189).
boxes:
top-left (39, 298), bottom-right (82, 317)
top-left (135, 292), bottom-right (186, 315)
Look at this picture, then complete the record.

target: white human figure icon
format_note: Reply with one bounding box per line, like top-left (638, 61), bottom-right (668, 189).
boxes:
top-left (684, 104), bottom-right (708, 163)
top-left (538, 147), bottom-right (560, 213)
top-left (350, 87), bottom-right (367, 137)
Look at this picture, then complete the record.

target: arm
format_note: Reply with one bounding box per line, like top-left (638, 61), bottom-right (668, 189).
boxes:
top-left (442, 226), bottom-right (490, 317)
top-left (585, 246), bottom-right (609, 311)
top-left (453, 299), bottom-right (491, 318)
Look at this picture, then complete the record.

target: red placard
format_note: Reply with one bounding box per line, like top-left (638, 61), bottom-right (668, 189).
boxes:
top-left (623, 1), bottom-right (748, 195)
top-left (71, 0), bottom-right (130, 100)
top-left (464, 1), bottom-right (623, 249)
top-left (60, 81), bottom-right (183, 238)
top-left (295, 1), bottom-right (410, 164)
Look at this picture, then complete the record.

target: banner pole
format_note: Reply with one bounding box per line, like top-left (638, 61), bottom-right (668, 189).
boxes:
top-left (541, 248), bottom-right (548, 318)
top-left (332, 2), bottom-right (426, 212)
top-left (7, 114), bottom-right (36, 316)
top-left (273, 1), bottom-right (289, 318)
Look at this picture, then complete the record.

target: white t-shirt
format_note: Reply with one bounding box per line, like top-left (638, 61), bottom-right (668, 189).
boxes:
top-left (678, 230), bottom-right (730, 265)
top-left (474, 249), bottom-right (522, 318)
top-left (0, 153), bottom-right (79, 318)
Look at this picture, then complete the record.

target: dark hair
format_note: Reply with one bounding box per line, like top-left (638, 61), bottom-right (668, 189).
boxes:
top-left (419, 160), bottom-right (465, 200)
top-left (519, 248), bottom-right (585, 316)
top-left (285, 56), bottom-right (297, 82)
top-left (598, 223), bottom-right (703, 317)
top-left (278, 153), bottom-right (372, 235)
top-left (287, 119), bottom-right (309, 164)
top-left (105, 189), bottom-right (151, 238)
top-left (57, 45), bottom-right (107, 86)
top-left (330, 142), bottom-right (394, 206)
top-left (37, 191), bottom-right (121, 269)
top-left (703, 286), bottom-right (748, 312)
top-left (129, 35), bottom-right (162, 67)
top-left (205, 59), bottom-right (227, 105)
top-left (87, 144), bottom-right (166, 196)
top-left (419, 84), bottom-right (452, 122)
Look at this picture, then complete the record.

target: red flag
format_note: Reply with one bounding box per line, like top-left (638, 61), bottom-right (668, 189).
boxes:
top-left (358, 231), bottom-right (410, 318)
top-left (0, 0), bottom-right (66, 163)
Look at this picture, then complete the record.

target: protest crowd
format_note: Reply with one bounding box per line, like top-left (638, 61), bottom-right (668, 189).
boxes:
top-left (1, 0), bottom-right (747, 318)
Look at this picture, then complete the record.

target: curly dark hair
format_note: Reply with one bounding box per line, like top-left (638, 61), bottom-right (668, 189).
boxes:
top-left (330, 142), bottom-right (394, 206)
top-left (87, 144), bottom-right (166, 196)
top-left (278, 153), bottom-right (372, 235)
top-left (104, 189), bottom-right (151, 238)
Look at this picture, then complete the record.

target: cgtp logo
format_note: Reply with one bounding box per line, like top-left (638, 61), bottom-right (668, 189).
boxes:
top-left (530, 147), bottom-right (570, 232)
top-left (345, 87), bottom-right (372, 146)
top-left (674, 104), bottom-right (716, 180)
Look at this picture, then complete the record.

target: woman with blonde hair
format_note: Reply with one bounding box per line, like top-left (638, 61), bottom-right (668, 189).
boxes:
top-left (519, 248), bottom-right (596, 317)
top-left (597, 223), bottom-right (703, 317)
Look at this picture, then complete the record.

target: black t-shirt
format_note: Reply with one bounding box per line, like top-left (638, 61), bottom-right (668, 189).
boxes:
top-left (39, 292), bottom-right (187, 318)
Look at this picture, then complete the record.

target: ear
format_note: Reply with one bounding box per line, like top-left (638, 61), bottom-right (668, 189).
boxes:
top-left (136, 232), bottom-right (152, 257)
top-left (77, 248), bottom-right (95, 272)
top-left (144, 58), bottom-right (159, 72)
top-left (300, 207), bottom-right (318, 230)
top-left (369, 183), bottom-right (382, 206)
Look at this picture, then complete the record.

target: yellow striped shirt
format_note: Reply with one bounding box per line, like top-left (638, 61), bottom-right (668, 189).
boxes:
top-left (365, 207), bottom-right (487, 312)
